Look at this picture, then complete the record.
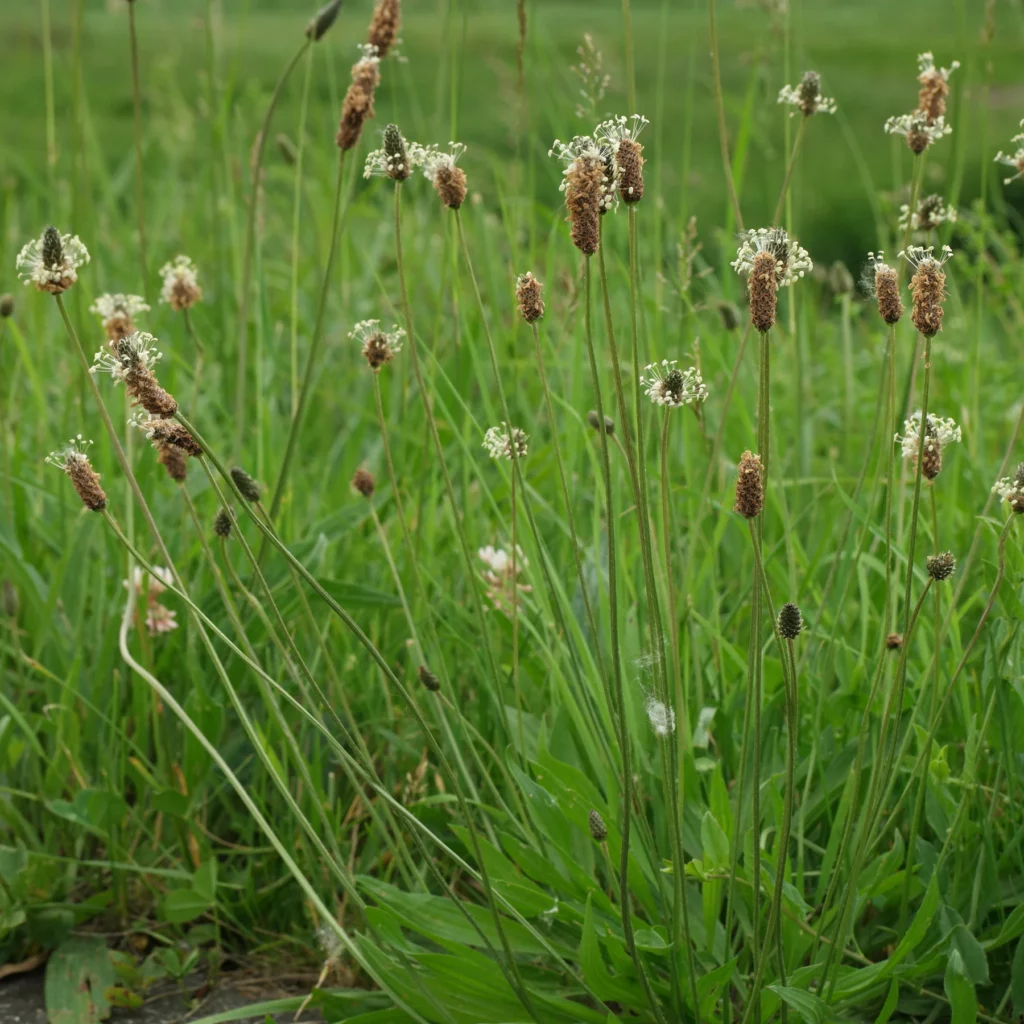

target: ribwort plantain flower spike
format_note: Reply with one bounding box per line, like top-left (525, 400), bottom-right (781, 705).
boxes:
top-left (364, 123), bottom-right (414, 180)
top-left (418, 665), bottom-right (441, 692)
top-left (16, 227), bottom-right (90, 294)
top-left (994, 120), bottom-right (1024, 185)
top-left (90, 293), bottom-right (150, 342)
top-left (992, 463), bottom-right (1024, 514)
top-left (884, 112), bottom-right (952, 155)
top-left (868, 252), bottom-right (903, 325)
top-left (92, 331), bottom-right (178, 418)
top-left (46, 435), bottom-right (106, 511)
top-left (778, 71), bottom-right (837, 117)
top-left (549, 136), bottom-right (606, 255)
top-left (350, 319), bottom-right (404, 371)
top-left (231, 466), bottom-right (261, 502)
top-left (899, 194), bottom-right (957, 234)
top-left (483, 424), bottom-right (529, 460)
top-left (588, 810), bottom-right (607, 842)
top-left (352, 468), bottom-right (375, 497)
top-left (916, 52), bottom-right (959, 124)
top-left (214, 507), bottom-right (233, 538)
top-left (595, 114), bottom-right (648, 203)
top-left (367, 0), bottom-right (401, 57)
top-left (158, 443), bottom-right (188, 482)
top-left (895, 412), bottom-right (961, 480)
top-left (732, 227), bottom-right (812, 334)
top-left (159, 255), bottom-right (202, 311)
top-left (130, 411), bottom-right (202, 457)
top-left (901, 245), bottom-right (952, 337)
top-left (926, 551), bottom-right (956, 582)
top-left (639, 360), bottom-right (708, 408)
top-left (306, 0), bottom-right (343, 41)
top-left (337, 45), bottom-right (380, 152)
top-left (419, 142), bottom-right (468, 208)
top-left (777, 602), bottom-right (804, 639)
top-left (515, 272), bottom-right (544, 323)
top-left (734, 451), bottom-right (764, 519)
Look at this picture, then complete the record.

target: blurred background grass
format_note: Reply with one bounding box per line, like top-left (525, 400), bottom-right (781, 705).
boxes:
top-left (2, 0), bottom-right (1023, 274)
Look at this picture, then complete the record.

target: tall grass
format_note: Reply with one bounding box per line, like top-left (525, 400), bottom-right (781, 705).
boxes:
top-left (2, 1), bottom-right (1024, 1022)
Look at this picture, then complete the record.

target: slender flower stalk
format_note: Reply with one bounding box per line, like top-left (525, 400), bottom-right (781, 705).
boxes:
top-left (266, 150), bottom-right (349, 524)
top-left (234, 36), bottom-right (313, 456)
top-left (708, 0), bottom-right (743, 229)
top-left (127, 0), bottom-right (149, 297)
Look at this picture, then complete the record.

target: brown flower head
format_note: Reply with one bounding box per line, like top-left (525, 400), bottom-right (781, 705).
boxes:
top-left (159, 256), bottom-right (202, 311)
top-left (352, 468), bottom-right (376, 498)
top-left (0, 293), bottom-right (13, 318)
top-left (214, 507), bottom-right (233, 538)
top-left (131, 413), bottom-right (203, 458)
top-left (158, 442), bottom-right (188, 482)
top-left (868, 252), bottom-right (903, 325)
top-left (732, 227), bottom-right (813, 334)
top-left (778, 71), bottom-right (837, 117)
top-left (367, 0), bottom-right (401, 57)
top-left (46, 436), bottom-right (107, 511)
top-left (885, 111), bottom-right (951, 155)
top-left (992, 463), bottom-right (1024, 515)
top-left (418, 142), bottom-right (468, 209)
top-left (515, 272), bottom-right (544, 323)
top-left (886, 632), bottom-right (903, 651)
top-left (734, 450), bottom-right (764, 519)
top-left (550, 136), bottom-right (606, 256)
top-left (90, 293), bottom-right (150, 342)
top-left (902, 245), bottom-right (952, 338)
top-left (91, 332), bottom-right (178, 418)
top-left (916, 52), bottom-right (959, 125)
top-left (231, 466), bottom-right (261, 503)
top-left (926, 551), bottom-right (956, 582)
top-left (350, 319), bottom-right (404, 371)
top-left (596, 115), bottom-right (648, 203)
top-left (588, 810), bottom-right (607, 842)
top-left (418, 665), bottom-right (441, 692)
top-left (337, 45), bottom-right (381, 152)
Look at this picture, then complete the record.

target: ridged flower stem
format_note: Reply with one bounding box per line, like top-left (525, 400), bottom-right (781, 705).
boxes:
top-left (234, 37), bottom-right (312, 456)
top-left (266, 149), bottom-right (348, 523)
